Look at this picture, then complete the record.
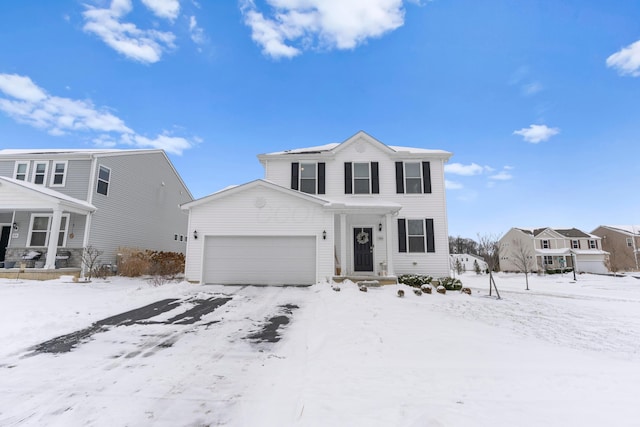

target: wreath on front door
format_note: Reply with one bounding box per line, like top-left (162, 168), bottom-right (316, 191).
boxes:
top-left (356, 230), bottom-right (370, 245)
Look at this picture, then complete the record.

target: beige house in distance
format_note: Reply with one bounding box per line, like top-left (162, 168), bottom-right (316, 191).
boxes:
top-left (591, 225), bottom-right (640, 272)
top-left (499, 227), bottom-right (608, 274)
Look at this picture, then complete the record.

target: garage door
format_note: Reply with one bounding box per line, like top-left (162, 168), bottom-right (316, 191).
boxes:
top-left (576, 260), bottom-right (607, 274)
top-left (203, 236), bottom-right (316, 285)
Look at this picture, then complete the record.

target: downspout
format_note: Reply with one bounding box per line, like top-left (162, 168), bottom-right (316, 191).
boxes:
top-left (81, 155), bottom-right (99, 278)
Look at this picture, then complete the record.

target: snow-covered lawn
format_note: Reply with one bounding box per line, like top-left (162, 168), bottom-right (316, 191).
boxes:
top-left (1, 272), bottom-right (639, 426)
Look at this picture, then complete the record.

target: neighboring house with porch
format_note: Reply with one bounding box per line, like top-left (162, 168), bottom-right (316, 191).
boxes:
top-left (499, 227), bottom-right (608, 274)
top-left (0, 149), bottom-right (192, 276)
top-left (182, 131), bottom-right (452, 285)
top-left (591, 225), bottom-right (640, 272)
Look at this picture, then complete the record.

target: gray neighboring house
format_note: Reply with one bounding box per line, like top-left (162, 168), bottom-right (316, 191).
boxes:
top-left (499, 227), bottom-right (608, 274)
top-left (0, 149), bottom-right (193, 274)
top-left (591, 225), bottom-right (640, 272)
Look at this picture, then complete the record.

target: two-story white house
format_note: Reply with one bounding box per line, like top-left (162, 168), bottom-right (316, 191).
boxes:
top-left (182, 131), bottom-right (452, 285)
top-left (0, 149), bottom-right (192, 276)
top-left (499, 227), bottom-right (608, 274)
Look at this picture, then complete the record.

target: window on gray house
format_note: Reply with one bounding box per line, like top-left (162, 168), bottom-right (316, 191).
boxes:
top-left (15, 162), bottom-right (29, 181)
top-left (97, 165), bottom-right (110, 195)
top-left (33, 162), bottom-right (47, 185)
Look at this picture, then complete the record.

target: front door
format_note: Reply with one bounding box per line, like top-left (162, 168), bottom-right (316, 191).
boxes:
top-left (354, 227), bottom-right (373, 272)
top-left (0, 226), bottom-right (10, 262)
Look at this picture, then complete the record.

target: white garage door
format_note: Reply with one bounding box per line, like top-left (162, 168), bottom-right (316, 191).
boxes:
top-left (576, 260), bottom-right (607, 274)
top-left (203, 236), bottom-right (316, 285)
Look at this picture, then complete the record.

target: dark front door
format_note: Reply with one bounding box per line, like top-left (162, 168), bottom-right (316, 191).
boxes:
top-left (0, 226), bottom-right (10, 262)
top-left (354, 227), bottom-right (373, 272)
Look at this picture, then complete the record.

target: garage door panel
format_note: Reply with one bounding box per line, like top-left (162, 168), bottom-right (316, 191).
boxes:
top-left (204, 236), bottom-right (316, 285)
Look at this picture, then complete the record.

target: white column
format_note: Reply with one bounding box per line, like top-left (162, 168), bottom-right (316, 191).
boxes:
top-left (339, 213), bottom-right (347, 276)
top-left (385, 213), bottom-right (394, 276)
top-left (45, 208), bottom-right (62, 269)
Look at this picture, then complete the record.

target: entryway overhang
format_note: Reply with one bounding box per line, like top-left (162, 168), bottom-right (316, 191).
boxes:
top-left (0, 176), bottom-right (96, 269)
top-left (322, 199), bottom-right (402, 279)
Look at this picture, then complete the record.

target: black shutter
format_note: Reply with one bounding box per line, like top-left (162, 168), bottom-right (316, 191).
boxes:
top-left (395, 162), bottom-right (404, 194)
top-left (371, 162), bottom-right (379, 194)
top-left (425, 219), bottom-right (435, 253)
top-left (398, 218), bottom-right (407, 253)
top-left (344, 162), bottom-right (352, 194)
top-left (291, 163), bottom-right (299, 190)
top-left (318, 162), bottom-right (325, 194)
top-left (422, 161), bottom-right (432, 194)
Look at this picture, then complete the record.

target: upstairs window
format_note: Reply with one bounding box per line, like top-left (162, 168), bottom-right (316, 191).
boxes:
top-left (28, 214), bottom-right (69, 247)
top-left (395, 161), bottom-right (431, 194)
top-left (541, 240), bottom-right (550, 249)
top-left (571, 240), bottom-right (580, 249)
top-left (97, 165), bottom-right (111, 196)
top-left (589, 240), bottom-right (597, 249)
top-left (344, 162), bottom-right (379, 194)
top-left (50, 161), bottom-right (67, 186)
top-left (14, 162), bottom-right (29, 181)
top-left (290, 162), bottom-right (325, 195)
top-left (33, 162), bottom-right (48, 185)
top-left (627, 238), bottom-right (633, 247)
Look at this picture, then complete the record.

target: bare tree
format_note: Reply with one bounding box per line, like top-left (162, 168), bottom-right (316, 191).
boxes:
top-left (81, 245), bottom-right (103, 281)
top-left (477, 233), bottom-right (502, 299)
top-left (509, 240), bottom-right (535, 290)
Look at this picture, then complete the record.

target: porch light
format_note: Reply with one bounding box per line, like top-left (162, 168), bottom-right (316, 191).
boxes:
top-left (12, 222), bottom-right (18, 231)
top-left (322, 230), bottom-right (327, 240)
top-left (378, 223), bottom-right (382, 232)
top-left (193, 230), bottom-right (198, 239)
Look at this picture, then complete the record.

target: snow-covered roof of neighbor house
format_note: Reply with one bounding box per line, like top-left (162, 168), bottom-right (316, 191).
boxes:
top-left (535, 248), bottom-right (571, 255)
top-left (0, 148), bottom-right (154, 156)
top-left (602, 225), bottom-right (640, 235)
top-left (0, 176), bottom-right (96, 212)
top-left (263, 143), bottom-right (450, 156)
top-left (572, 249), bottom-right (608, 255)
top-left (517, 227), bottom-right (593, 238)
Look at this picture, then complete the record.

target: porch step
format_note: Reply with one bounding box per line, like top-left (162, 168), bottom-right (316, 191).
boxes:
top-left (356, 280), bottom-right (381, 288)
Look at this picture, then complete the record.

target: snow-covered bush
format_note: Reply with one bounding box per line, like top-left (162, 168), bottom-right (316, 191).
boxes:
top-left (438, 277), bottom-right (463, 291)
top-left (398, 274), bottom-right (433, 288)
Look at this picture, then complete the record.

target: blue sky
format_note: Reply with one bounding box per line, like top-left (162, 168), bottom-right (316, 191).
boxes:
top-left (1, 0), bottom-right (638, 239)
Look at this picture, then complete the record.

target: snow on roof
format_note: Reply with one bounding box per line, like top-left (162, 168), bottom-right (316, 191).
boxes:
top-left (604, 225), bottom-right (640, 235)
top-left (263, 143), bottom-right (450, 156)
top-left (0, 148), bottom-right (157, 157)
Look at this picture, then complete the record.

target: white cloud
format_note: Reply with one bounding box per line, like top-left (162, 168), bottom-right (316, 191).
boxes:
top-left (522, 81), bottom-right (542, 96)
top-left (606, 40), bottom-right (640, 77)
top-left (189, 15), bottom-right (206, 46)
top-left (0, 73), bottom-right (194, 155)
top-left (240, 0), bottom-right (407, 59)
top-left (445, 180), bottom-right (463, 190)
top-left (513, 124), bottom-right (560, 143)
top-left (444, 162), bottom-right (485, 176)
top-left (83, 0), bottom-right (176, 64)
top-left (141, 0), bottom-right (181, 20)
top-left (0, 74), bottom-right (47, 102)
top-left (489, 172), bottom-right (512, 181)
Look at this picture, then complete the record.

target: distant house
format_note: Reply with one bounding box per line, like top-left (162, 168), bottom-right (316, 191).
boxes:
top-left (499, 227), bottom-right (608, 274)
top-left (450, 253), bottom-right (488, 273)
top-left (591, 225), bottom-right (640, 272)
top-left (182, 131), bottom-right (453, 285)
top-left (0, 149), bottom-right (192, 274)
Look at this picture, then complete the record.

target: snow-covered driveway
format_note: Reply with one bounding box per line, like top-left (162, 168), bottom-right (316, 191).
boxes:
top-left (0, 283), bottom-right (309, 426)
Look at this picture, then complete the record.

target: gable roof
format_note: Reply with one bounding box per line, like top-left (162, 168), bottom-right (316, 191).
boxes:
top-left (596, 225), bottom-right (640, 236)
top-left (0, 176), bottom-right (96, 214)
top-left (181, 179), bottom-right (329, 210)
top-left (515, 227), bottom-right (594, 238)
top-left (258, 130), bottom-right (452, 162)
